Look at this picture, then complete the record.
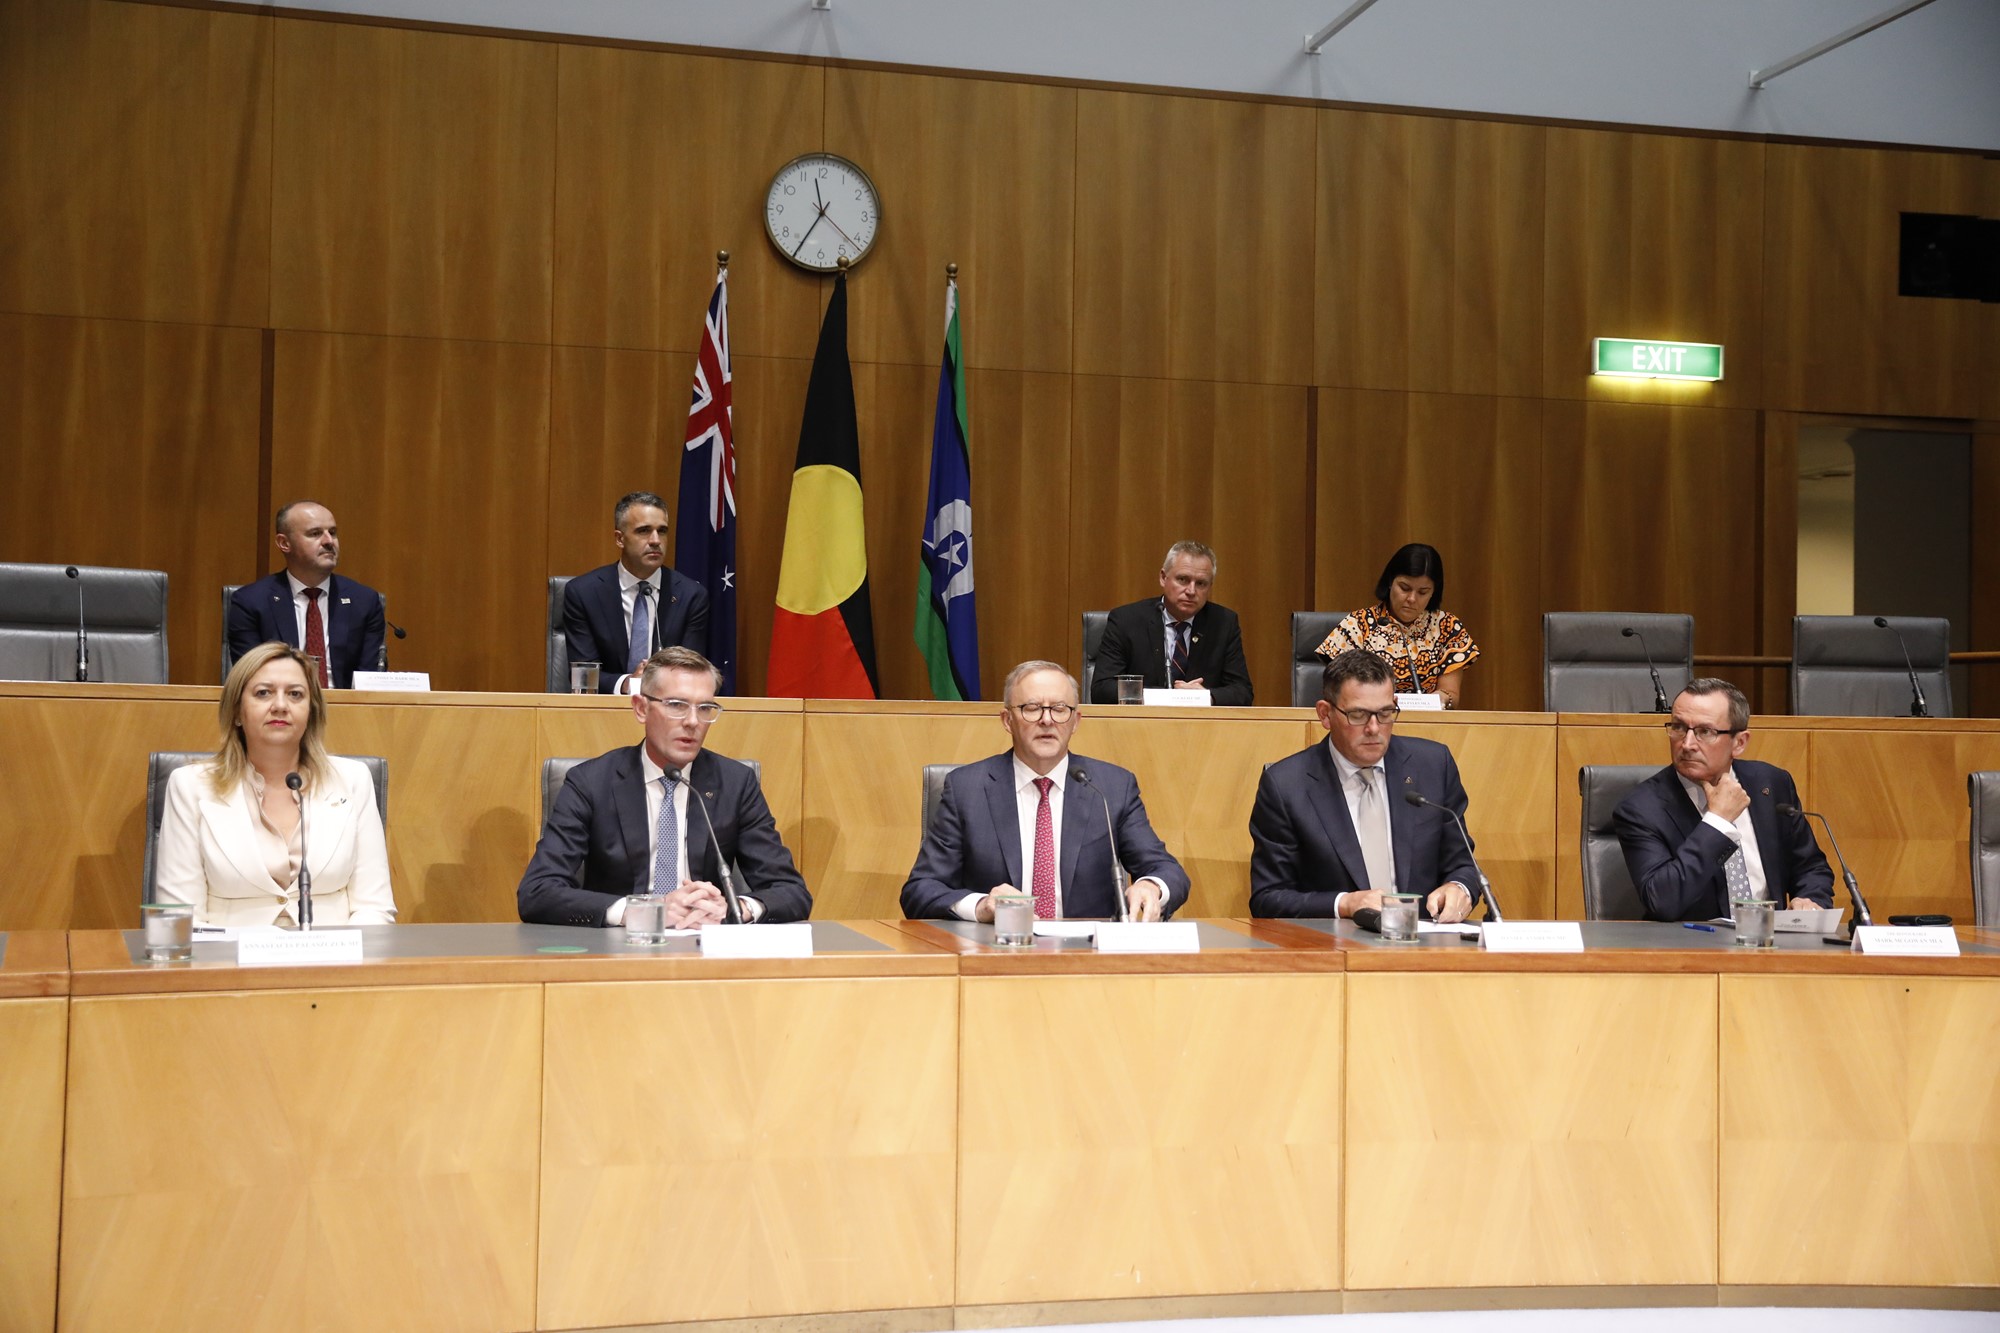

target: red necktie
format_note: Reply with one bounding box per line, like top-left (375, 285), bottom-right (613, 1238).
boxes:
top-left (1031, 777), bottom-right (1058, 919)
top-left (303, 587), bottom-right (329, 687)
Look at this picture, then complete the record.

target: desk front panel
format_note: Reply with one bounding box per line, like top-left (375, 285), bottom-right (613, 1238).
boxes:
top-left (0, 996), bottom-right (66, 1333)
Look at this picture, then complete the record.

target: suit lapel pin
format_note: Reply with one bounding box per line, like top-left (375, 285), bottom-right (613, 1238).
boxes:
top-left (1761, 787), bottom-right (1770, 796)
top-left (340, 598), bottom-right (351, 605)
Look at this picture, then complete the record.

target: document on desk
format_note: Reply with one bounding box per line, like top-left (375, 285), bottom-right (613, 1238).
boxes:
top-left (1031, 921), bottom-right (1097, 940)
top-left (1416, 921), bottom-right (1482, 938)
top-left (1774, 907), bottom-right (1842, 933)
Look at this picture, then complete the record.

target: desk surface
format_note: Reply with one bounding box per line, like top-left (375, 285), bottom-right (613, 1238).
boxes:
top-left (0, 931), bottom-right (68, 998)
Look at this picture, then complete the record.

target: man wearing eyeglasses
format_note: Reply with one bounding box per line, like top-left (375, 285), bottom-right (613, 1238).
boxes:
top-left (1248, 648), bottom-right (1478, 921)
top-left (517, 646), bottom-right (809, 927)
top-left (1613, 678), bottom-right (1833, 921)
top-left (901, 660), bottom-right (1189, 922)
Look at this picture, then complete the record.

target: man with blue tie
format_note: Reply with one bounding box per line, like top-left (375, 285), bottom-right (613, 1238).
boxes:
top-left (225, 500), bottom-right (385, 689)
top-left (517, 647), bottom-right (809, 927)
top-left (562, 491), bottom-right (711, 695)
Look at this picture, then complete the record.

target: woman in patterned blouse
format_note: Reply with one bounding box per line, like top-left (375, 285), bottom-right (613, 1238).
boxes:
top-left (1314, 543), bottom-right (1479, 708)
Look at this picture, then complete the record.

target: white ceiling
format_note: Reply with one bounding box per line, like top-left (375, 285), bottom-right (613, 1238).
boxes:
top-left (279, 0), bottom-right (2000, 151)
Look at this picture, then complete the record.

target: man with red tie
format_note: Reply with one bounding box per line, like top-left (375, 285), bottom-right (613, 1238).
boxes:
top-left (900, 660), bottom-right (1189, 923)
top-left (226, 501), bottom-right (385, 689)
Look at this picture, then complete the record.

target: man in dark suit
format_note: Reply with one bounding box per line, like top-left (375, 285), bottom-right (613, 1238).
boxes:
top-left (518, 647), bottom-right (809, 927)
top-left (563, 490), bottom-right (710, 695)
top-left (1089, 541), bottom-right (1253, 706)
top-left (902, 660), bottom-right (1190, 922)
top-left (226, 500), bottom-right (385, 689)
top-left (1614, 678), bottom-right (1834, 921)
top-left (1249, 648), bottom-right (1479, 920)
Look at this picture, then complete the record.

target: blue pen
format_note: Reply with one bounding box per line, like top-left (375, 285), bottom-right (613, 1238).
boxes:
top-left (1682, 922), bottom-right (1717, 933)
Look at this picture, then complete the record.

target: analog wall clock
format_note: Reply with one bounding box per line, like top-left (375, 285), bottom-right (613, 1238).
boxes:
top-left (765, 152), bottom-right (881, 272)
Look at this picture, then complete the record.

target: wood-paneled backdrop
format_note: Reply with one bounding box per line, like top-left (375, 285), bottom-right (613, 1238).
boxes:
top-left (2, 0), bottom-right (1996, 711)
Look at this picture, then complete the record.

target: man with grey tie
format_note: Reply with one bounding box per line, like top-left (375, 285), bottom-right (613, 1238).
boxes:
top-left (1612, 678), bottom-right (1834, 921)
top-left (517, 648), bottom-right (809, 927)
top-left (1248, 648), bottom-right (1477, 920)
top-left (561, 491), bottom-right (711, 695)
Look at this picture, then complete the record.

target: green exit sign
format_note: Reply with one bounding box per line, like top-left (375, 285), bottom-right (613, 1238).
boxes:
top-left (1592, 338), bottom-right (1724, 381)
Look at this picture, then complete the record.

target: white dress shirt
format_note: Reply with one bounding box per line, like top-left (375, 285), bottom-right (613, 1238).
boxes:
top-left (1677, 770), bottom-right (1769, 900)
top-left (1159, 599), bottom-right (1193, 683)
top-left (1324, 739), bottom-right (1395, 917)
top-left (951, 754), bottom-right (1169, 920)
top-left (286, 572), bottom-right (333, 652)
top-left (605, 749), bottom-right (762, 924)
top-left (613, 563), bottom-right (664, 694)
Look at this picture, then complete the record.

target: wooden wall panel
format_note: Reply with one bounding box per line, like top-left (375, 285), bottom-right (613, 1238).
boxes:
top-left (1317, 111), bottom-right (1545, 397)
top-left (1975, 427), bottom-right (2000, 718)
top-left (0, 314), bottom-right (263, 687)
top-left (0, 998), bottom-right (66, 1333)
top-left (1396, 715), bottom-right (1557, 919)
top-left (1075, 90), bottom-right (1315, 385)
top-left (0, 0), bottom-right (271, 327)
top-left (552, 44), bottom-right (824, 359)
top-left (1314, 390), bottom-right (1545, 713)
top-left (1543, 128), bottom-right (1764, 408)
top-left (271, 331), bottom-right (552, 693)
top-left (828, 69), bottom-right (1075, 374)
top-left (1762, 143), bottom-right (1988, 418)
top-left (270, 17), bottom-right (556, 343)
top-left (1541, 401), bottom-right (1761, 656)
top-left (963, 368), bottom-right (1073, 696)
top-left (1069, 377), bottom-right (1310, 706)
top-left (545, 344), bottom-right (696, 585)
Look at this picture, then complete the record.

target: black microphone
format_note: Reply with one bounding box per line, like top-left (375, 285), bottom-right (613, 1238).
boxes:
top-left (1403, 788), bottom-right (1503, 921)
top-left (1071, 765), bottom-right (1131, 922)
top-left (64, 565), bottom-right (88, 682)
top-left (1872, 616), bottom-right (1929, 718)
top-left (1776, 802), bottom-right (1872, 936)
top-left (377, 618), bottom-right (408, 671)
top-left (285, 772), bottom-right (314, 931)
top-left (1622, 626), bottom-right (1669, 713)
top-left (689, 779), bottom-right (745, 925)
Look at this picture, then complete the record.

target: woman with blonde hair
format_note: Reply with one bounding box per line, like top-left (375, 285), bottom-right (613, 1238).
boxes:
top-left (156, 641), bottom-right (395, 925)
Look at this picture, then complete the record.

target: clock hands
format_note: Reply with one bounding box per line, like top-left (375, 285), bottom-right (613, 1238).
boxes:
top-left (789, 208), bottom-right (824, 259)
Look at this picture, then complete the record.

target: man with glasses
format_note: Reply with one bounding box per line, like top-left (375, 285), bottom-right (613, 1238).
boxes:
top-left (1613, 677), bottom-right (1833, 921)
top-left (901, 659), bottom-right (1189, 922)
top-left (517, 647), bottom-right (809, 927)
top-left (1248, 648), bottom-right (1478, 920)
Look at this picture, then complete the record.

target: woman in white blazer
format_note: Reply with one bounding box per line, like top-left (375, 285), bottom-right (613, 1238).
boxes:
top-left (156, 642), bottom-right (396, 926)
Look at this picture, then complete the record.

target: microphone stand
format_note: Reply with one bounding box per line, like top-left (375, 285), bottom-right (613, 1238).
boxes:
top-left (1873, 617), bottom-right (1929, 717)
top-left (286, 772), bottom-right (314, 931)
top-left (1403, 789), bottom-right (1503, 922)
top-left (1072, 767), bottom-right (1131, 921)
top-left (1622, 626), bottom-right (1668, 713)
top-left (1777, 802), bottom-right (1872, 941)
top-left (690, 781), bottom-right (745, 924)
top-left (65, 565), bottom-right (88, 682)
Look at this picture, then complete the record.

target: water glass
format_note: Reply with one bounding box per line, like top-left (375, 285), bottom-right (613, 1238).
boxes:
top-left (1378, 892), bottom-right (1422, 943)
top-left (570, 661), bottom-right (601, 694)
top-left (1730, 895), bottom-right (1776, 949)
top-left (624, 893), bottom-right (670, 945)
top-left (140, 902), bottom-right (194, 962)
top-left (991, 891), bottom-right (1035, 946)
top-left (1115, 675), bottom-right (1145, 705)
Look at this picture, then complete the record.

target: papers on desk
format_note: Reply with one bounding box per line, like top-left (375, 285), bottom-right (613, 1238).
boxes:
top-left (1032, 921), bottom-right (1098, 940)
top-left (1416, 921), bottom-right (1482, 938)
top-left (1775, 907), bottom-right (1843, 933)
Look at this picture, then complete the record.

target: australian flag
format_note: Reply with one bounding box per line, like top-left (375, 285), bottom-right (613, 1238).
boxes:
top-left (675, 266), bottom-right (738, 694)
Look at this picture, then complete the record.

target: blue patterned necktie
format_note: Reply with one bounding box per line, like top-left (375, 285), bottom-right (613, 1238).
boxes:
top-left (1171, 621), bottom-right (1190, 681)
top-left (628, 582), bottom-right (654, 676)
top-left (652, 770), bottom-right (680, 893)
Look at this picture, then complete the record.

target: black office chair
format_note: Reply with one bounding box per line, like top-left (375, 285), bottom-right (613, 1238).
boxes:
top-left (1578, 765), bottom-right (1656, 920)
top-left (546, 576), bottom-right (576, 693)
top-left (1972, 772), bottom-right (1999, 929)
top-left (0, 562), bottom-right (169, 683)
top-left (1544, 612), bottom-right (1694, 713)
top-left (1291, 612), bottom-right (1341, 707)
top-left (143, 751), bottom-right (388, 904)
top-left (1792, 615), bottom-right (1952, 718)
top-left (921, 763), bottom-right (962, 837)
top-left (1080, 611), bottom-right (1108, 702)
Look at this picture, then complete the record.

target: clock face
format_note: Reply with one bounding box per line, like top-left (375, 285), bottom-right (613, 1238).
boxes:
top-left (765, 153), bottom-right (881, 272)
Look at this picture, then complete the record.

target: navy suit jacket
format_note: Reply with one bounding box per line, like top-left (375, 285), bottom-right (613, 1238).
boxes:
top-left (900, 752), bottom-right (1190, 920)
top-left (1248, 735), bottom-right (1479, 917)
top-left (1613, 759), bottom-right (1834, 921)
top-left (516, 744), bottom-right (810, 926)
top-left (1089, 598), bottom-right (1254, 707)
top-left (225, 571), bottom-right (385, 689)
top-left (563, 563), bottom-right (710, 693)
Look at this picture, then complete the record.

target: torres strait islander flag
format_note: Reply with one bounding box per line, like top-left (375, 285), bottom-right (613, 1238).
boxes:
top-left (767, 271), bottom-right (879, 698)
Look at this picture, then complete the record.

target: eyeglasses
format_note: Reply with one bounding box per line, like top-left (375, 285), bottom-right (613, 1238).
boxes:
top-left (1665, 721), bottom-right (1738, 743)
top-left (1335, 706), bottom-right (1401, 727)
top-left (640, 694), bottom-right (725, 722)
top-left (1009, 702), bottom-right (1076, 723)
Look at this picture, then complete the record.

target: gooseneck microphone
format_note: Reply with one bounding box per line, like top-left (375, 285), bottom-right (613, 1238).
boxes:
top-left (64, 565), bottom-right (88, 682)
top-left (1872, 616), bottom-right (1930, 718)
top-left (285, 772), bottom-right (314, 931)
top-left (689, 781), bottom-right (745, 924)
top-left (1071, 766), bottom-right (1131, 922)
top-left (1404, 789), bottom-right (1503, 921)
top-left (377, 618), bottom-right (408, 671)
top-left (1776, 802), bottom-right (1872, 935)
top-left (1622, 626), bottom-right (1669, 713)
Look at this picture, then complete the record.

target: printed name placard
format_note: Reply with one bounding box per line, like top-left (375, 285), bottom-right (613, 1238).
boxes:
top-left (1851, 925), bottom-right (1959, 956)
top-left (1094, 921), bottom-right (1201, 953)
top-left (700, 922), bottom-right (814, 958)
top-left (1480, 921), bottom-right (1585, 953)
top-left (1142, 688), bottom-right (1212, 707)
top-left (350, 671), bottom-right (431, 692)
top-left (236, 929), bottom-right (365, 967)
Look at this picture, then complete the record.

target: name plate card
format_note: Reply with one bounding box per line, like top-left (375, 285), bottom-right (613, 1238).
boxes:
top-left (1094, 921), bottom-right (1201, 953)
top-left (700, 922), bottom-right (814, 958)
top-left (350, 671), bottom-right (431, 692)
top-left (1480, 921), bottom-right (1585, 953)
top-left (236, 929), bottom-right (365, 967)
top-left (1394, 692), bottom-right (1445, 711)
top-left (1851, 925), bottom-right (1959, 956)
top-left (1142, 688), bottom-right (1211, 707)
